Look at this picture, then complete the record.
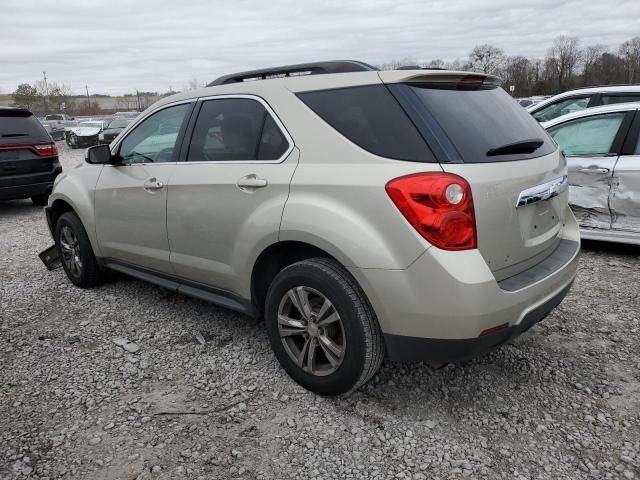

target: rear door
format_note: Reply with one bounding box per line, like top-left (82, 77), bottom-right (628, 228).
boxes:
top-left (547, 111), bottom-right (633, 231)
top-left (167, 96), bottom-right (297, 294)
top-left (611, 111), bottom-right (640, 232)
top-left (94, 102), bottom-right (193, 273)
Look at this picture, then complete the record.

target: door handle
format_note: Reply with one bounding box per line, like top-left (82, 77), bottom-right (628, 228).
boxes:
top-left (143, 178), bottom-right (164, 190)
top-left (237, 174), bottom-right (268, 190)
top-left (578, 167), bottom-right (609, 174)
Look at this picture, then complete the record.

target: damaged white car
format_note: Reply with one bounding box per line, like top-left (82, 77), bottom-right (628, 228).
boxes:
top-left (544, 102), bottom-right (640, 244)
top-left (65, 121), bottom-right (106, 148)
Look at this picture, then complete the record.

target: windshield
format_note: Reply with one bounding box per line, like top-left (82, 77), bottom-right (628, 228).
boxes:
top-left (390, 83), bottom-right (556, 163)
top-left (79, 122), bottom-right (103, 128)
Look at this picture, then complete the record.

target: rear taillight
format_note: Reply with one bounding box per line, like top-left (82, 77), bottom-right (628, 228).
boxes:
top-left (33, 143), bottom-right (58, 157)
top-left (385, 172), bottom-right (477, 251)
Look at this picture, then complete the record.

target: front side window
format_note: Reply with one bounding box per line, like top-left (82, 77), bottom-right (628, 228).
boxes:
top-left (532, 96), bottom-right (590, 122)
top-left (548, 113), bottom-right (625, 156)
top-left (118, 103), bottom-right (191, 164)
top-left (188, 98), bottom-right (289, 162)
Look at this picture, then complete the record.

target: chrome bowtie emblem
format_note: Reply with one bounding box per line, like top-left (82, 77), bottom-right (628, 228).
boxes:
top-left (516, 175), bottom-right (568, 207)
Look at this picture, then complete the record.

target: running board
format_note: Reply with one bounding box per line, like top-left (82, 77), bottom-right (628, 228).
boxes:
top-left (104, 260), bottom-right (255, 316)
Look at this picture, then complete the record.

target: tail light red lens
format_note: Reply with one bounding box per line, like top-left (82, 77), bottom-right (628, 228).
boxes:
top-left (33, 143), bottom-right (58, 157)
top-left (385, 172), bottom-right (477, 250)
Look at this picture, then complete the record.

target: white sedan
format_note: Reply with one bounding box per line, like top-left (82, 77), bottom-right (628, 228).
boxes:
top-left (542, 102), bottom-right (640, 244)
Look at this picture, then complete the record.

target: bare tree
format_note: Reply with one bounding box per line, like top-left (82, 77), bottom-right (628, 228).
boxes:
top-left (424, 59), bottom-right (445, 69)
top-left (504, 56), bottom-right (536, 96)
top-left (546, 36), bottom-right (582, 91)
top-left (378, 57), bottom-right (418, 70)
top-left (619, 37), bottom-right (640, 83)
top-left (582, 44), bottom-right (608, 85)
top-left (468, 44), bottom-right (505, 75)
top-left (184, 78), bottom-right (206, 91)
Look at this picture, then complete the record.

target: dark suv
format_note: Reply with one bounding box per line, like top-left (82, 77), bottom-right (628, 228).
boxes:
top-left (0, 107), bottom-right (61, 205)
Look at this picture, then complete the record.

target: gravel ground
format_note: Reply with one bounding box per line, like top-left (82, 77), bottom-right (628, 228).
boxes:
top-left (1, 142), bottom-right (639, 480)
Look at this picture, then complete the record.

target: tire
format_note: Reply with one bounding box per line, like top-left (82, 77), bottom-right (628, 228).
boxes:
top-left (265, 257), bottom-right (384, 396)
top-left (55, 212), bottom-right (103, 288)
top-left (31, 193), bottom-right (49, 206)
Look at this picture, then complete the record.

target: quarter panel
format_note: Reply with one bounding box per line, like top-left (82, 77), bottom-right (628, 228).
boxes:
top-left (281, 161), bottom-right (442, 270)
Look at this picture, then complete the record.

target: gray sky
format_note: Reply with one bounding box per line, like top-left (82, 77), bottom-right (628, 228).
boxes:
top-left (1, 0), bottom-right (639, 95)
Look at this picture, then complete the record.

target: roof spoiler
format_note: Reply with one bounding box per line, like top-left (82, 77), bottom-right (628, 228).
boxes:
top-left (378, 70), bottom-right (502, 87)
top-left (207, 60), bottom-right (377, 87)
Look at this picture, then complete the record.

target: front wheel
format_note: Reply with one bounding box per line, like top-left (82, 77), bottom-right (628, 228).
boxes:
top-left (55, 212), bottom-right (103, 288)
top-left (265, 258), bottom-right (384, 396)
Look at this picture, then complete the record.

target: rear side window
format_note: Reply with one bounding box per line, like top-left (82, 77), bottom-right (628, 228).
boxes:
top-left (0, 111), bottom-right (49, 144)
top-left (297, 85), bottom-right (434, 162)
top-left (547, 113), bottom-right (626, 156)
top-left (391, 83), bottom-right (556, 163)
top-left (600, 94), bottom-right (640, 106)
top-left (532, 96), bottom-right (591, 122)
top-left (188, 98), bottom-right (289, 161)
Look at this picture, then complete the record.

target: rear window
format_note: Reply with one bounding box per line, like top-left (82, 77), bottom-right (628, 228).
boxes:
top-left (297, 85), bottom-right (435, 162)
top-left (0, 111), bottom-right (49, 144)
top-left (390, 84), bottom-right (556, 163)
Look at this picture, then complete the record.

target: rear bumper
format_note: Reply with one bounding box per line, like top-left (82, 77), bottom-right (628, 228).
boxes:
top-left (383, 280), bottom-right (573, 363)
top-left (0, 167), bottom-right (61, 201)
top-left (348, 210), bottom-right (580, 362)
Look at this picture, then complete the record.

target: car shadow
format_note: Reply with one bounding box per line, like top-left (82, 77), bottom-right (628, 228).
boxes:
top-left (0, 199), bottom-right (42, 217)
top-left (581, 239), bottom-right (639, 257)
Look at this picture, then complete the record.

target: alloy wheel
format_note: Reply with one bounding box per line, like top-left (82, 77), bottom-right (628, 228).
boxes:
top-left (59, 226), bottom-right (83, 277)
top-left (277, 286), bottom-right (346, 376)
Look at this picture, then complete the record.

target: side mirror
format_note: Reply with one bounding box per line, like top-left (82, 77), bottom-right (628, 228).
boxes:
top-left (86, 144), bottom-right (116, 164)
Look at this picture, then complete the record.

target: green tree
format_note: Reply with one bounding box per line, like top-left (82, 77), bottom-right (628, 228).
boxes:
top-left (12, 83), bottom-right (39, 110)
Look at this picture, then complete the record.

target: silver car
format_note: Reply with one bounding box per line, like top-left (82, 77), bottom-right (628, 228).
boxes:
top-left (529, 85), bottom-right (640, 122)
top-left (543, 102), bottom-right (640, 244)
top-left (42, 61), bottom-right (580, 395)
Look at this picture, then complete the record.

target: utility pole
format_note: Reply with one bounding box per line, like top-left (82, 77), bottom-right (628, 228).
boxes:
top-left (42, 71), bottom-right (48, 115)
top-left (85, 85), bottom-right (90, 113)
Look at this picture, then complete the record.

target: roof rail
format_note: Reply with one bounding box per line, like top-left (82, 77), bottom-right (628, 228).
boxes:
top-left (207, 60), bottom-right (377, 87)
top-left (565, 83), bottom-right (640, 91)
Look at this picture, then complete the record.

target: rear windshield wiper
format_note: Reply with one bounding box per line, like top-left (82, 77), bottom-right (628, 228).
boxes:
top-left (1, 133), bottom-right (28, 138)
top-left (487, 138), bottom-right (544, 156)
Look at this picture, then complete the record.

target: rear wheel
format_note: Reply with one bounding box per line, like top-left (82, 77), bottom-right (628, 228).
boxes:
top-left (55, 212), bottom-right (103, 288)
top-left (265, 258), bottom-right (384, 396)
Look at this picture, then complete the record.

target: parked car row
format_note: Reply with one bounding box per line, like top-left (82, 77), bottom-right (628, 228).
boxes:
top-left (64, 117), bottom-right (135, 148)
top-left (37, 112), bottom-right (140, 147)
